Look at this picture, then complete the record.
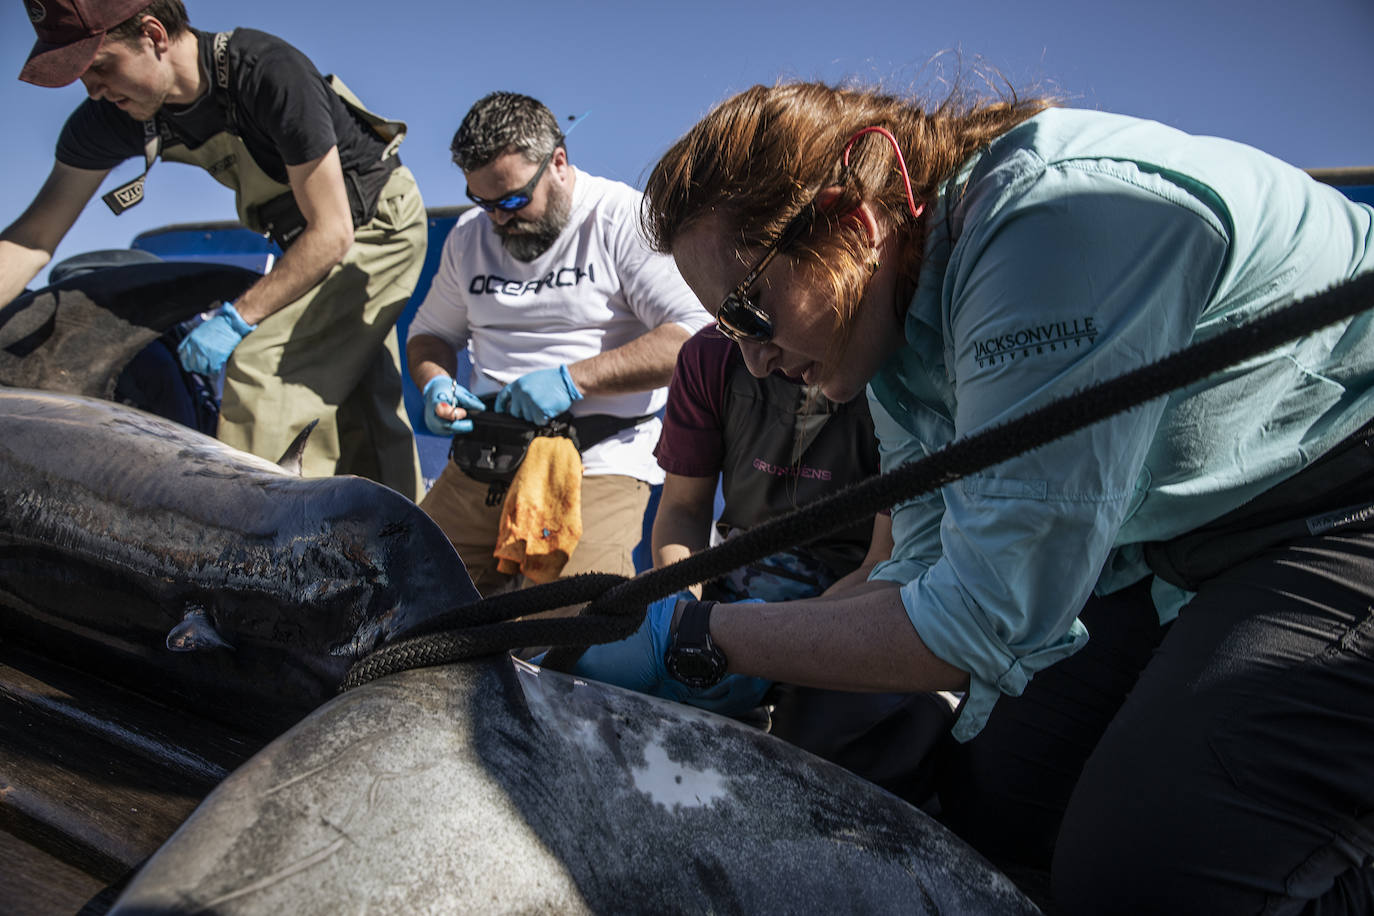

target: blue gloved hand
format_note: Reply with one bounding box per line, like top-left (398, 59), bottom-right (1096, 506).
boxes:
top-left (422, 375), bottom-right (486, 436)
top-left (177, 301), bottom-right (256, 376)
top-left (567, 593), bottom-right (772, 716)
top-left (494, 365), bottom-right (582, 425)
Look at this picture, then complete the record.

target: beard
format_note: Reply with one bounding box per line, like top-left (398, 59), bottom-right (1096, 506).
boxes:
top-left (495, 182), bottom-right (573, 262)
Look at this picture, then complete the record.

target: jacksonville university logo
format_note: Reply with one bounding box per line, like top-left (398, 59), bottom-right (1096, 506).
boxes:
top-left (972, 316), bottom-right (1098, 369)
top-left (27, 1), bottom-right (45, 24)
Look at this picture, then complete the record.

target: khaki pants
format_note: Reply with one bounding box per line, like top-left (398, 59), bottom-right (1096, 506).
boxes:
top-left (218, 166), bottom-right (427, 501)
top-left (420, 461), bottom-right (649, 595)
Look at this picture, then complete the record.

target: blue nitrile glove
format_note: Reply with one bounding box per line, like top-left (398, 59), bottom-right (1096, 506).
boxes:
top-left (567, 593), bottom-right (772, 716)
top-left (422, 375), bottom-right (486, 436)
top-left (494, 365), bottom-right (582, 425)
top-left (177, 301), bottom-right (256, 376)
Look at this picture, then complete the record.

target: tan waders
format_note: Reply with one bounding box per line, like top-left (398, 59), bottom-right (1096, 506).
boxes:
top-left (139, 40), bottom-right (426, 499)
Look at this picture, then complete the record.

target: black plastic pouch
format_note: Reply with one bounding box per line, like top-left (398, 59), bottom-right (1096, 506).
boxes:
top-left (447, 397), bottom-right (653, 506)
top-left (448, 403), bottom-right (579, 506)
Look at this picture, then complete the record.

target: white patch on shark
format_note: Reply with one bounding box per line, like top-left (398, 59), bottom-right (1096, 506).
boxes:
top-left (514, 657), bottom-right (731, 811)
top-left (630, 737), bottom-right (729, 810)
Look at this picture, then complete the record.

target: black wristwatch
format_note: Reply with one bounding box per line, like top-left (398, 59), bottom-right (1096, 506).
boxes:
top-left (664, 598), bottom-right (728, 689)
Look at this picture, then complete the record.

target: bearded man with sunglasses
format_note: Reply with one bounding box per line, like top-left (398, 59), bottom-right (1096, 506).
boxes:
top-left (2, 0), bottom-right (427, 500)
top-left (407, 91), bottom-right (709, 593)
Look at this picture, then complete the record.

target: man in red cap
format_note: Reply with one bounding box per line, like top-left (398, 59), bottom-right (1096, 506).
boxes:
top-left (1, 1), bottom-right (429, 501)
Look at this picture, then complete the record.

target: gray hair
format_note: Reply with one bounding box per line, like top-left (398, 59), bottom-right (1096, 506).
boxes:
top-left (450, 92), bottom-right (566, 171)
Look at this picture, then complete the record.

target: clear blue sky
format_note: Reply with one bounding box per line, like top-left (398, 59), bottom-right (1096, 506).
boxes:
top-left (3, 0), bottom-right (1372, 285)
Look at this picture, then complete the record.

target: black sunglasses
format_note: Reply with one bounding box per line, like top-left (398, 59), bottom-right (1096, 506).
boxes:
top-left (466, 147), bottom-right (556, 213)
top-left (716, 206), bottom-right (815, 344)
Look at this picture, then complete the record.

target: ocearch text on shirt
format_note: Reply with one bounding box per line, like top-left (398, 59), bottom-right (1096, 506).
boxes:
top-left (468, 264), bottom-right (598, 297)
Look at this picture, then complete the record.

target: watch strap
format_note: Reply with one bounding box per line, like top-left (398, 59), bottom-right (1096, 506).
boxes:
top-left (665, 598), bottom-right (728, 689)
top-left (672, 598), bottom-right (717, 644)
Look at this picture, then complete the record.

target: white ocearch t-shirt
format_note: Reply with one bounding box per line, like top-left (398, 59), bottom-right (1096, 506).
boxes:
top-left (409, 167), bottom-right (711, 482)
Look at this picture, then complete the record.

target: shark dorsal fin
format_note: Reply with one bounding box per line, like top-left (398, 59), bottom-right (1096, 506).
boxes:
top-left (277, 419), bottom-right (320, 476)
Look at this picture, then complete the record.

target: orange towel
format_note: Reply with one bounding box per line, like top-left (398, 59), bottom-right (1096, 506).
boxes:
top-left (493, 435), bottom-right (584, 583)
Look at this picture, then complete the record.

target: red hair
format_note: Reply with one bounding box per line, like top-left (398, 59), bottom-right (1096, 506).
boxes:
top-left (642, 80), bottom-right (1055, 353)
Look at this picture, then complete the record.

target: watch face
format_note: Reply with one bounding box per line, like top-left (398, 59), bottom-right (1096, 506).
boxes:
top-left (672, 649), bottom-right (718, 679)
top-left (666, 646), bottom-right (727, 689)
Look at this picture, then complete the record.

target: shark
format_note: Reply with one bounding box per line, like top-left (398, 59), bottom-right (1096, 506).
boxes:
top-left (0, 388), bottom-right (479, 734)
top-left (109, 658), bottom-right (1042, 914)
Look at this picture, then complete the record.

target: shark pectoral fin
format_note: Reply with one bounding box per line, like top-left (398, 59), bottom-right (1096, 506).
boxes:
top-left (166, 607), bottom-right (235, 652)
top-left (276, 419), bottom-right (320, 476)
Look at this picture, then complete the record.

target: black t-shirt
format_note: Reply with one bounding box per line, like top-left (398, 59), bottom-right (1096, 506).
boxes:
top-left (57, 28), bottom-right (394, 215)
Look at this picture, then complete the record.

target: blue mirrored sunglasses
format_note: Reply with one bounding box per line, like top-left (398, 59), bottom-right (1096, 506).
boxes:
top-left (466, 147), bottom-right (556, 213)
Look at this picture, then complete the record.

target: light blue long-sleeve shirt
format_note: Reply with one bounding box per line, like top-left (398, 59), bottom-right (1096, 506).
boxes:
top-left (867, 108), bottom-right (1374, 740)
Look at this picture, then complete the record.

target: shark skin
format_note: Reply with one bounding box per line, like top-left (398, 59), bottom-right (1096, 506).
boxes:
top-left (110, 658), bottom-right (1043, 915)
top-left (0, 389), bottom-right (479, 735)
top-left (0, 261), bottom-right (258, 399)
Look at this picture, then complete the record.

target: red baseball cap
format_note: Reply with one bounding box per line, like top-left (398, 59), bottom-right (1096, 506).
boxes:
top-left (19, 0), bottom-right (152, 88)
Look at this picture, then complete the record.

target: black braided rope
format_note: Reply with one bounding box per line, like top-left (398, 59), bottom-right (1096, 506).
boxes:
top-left (341, 574), bottom-right (626, 689)
top-left (344, 270), bottom-right (1374, 690)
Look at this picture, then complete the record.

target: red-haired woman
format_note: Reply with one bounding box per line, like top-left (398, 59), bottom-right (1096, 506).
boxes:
top-left (573, 81), bottom-right (1374, 912)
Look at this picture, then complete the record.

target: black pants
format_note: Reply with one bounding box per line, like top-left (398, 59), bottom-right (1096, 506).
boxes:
top-left (939, 533), bottom-right (1374, 914)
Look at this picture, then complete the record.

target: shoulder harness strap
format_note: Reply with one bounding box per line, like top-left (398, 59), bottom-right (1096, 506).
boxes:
top-left (102, 30), bottom-right (237, 215)
top-left (100, 119), bottom-right (160, 214)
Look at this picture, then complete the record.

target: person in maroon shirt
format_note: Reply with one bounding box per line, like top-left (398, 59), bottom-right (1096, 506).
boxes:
top-left (652, 324), bottom-right (949, 799)
top-left (653, 324), bottom-right (889, 600)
